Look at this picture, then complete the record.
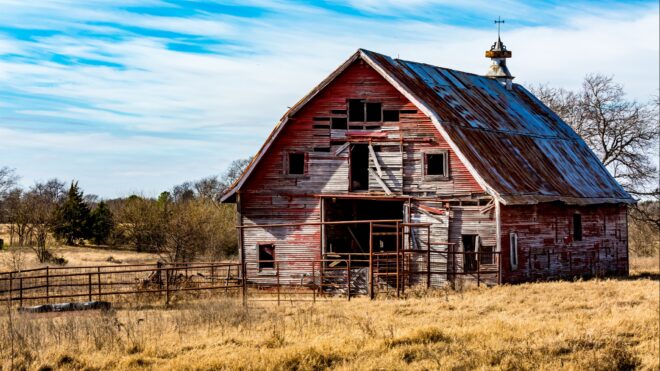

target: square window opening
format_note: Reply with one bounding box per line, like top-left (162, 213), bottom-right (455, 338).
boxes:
top-left (366, 102), bottom-right (382, 122)
top-left (426, 153), bottom-right (447, 176)
top-left (331, 117), bottom-right (348, 130)
top-left (348, 99), bottom-right (365, 122)
top-left (258, 243), bottom-right (275, 270)
top-left (383, 110), bottom-right (400, 122)
top-left (288, 152), bottom-right (305, 175)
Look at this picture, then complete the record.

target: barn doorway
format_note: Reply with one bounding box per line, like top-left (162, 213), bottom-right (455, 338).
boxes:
top-left (323, 198), bottom-right (404, 261)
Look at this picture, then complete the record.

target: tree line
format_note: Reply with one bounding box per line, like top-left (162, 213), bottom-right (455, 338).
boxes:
top-left (0, 158), bottom-right (251, 265)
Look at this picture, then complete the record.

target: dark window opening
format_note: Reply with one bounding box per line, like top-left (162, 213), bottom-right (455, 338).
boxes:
top-left (350, 144), bottom-right (369, 191)
top-left (383, 110), bottom-right (400, 122)
top-left (331, 117), bottom-right (347, 130)
top-left (400, 109), bottom-right (417, 114)
top-left (288, 152), bottom-right (305, 175)
top-left (313, 147), bottom-right (330, 152)
top-left (480, 246), bottom-right (494, 265)
top-left (348, 99), bottom-right (365, 122)
top-left (312, 124), bottom-right (330, 129)
top-left (365, 125), bottom-right (381, 130)
top-left (366, 102), bottom-right (382, 122)
top-left (573, 214), bottom-right (582, 241)
top-left (463, 235), bottom-right (478, 272)
top-left (425, 153), bottom-right (447, 176)
top-left (258, 243), bottom-right (275, 270)
top-left (331, 109), bottom-right (346, 114)
top-left (312, 117), bottom-right (330, 121)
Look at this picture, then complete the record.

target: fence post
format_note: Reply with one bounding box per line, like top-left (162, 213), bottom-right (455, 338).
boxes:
top-left (369, 222), bottom-right (374, 300)
top-left (427, 225), bottom-right (431, 289)
top-left (276, 262), bottom-right (280, 306)
top-left (312, 263), bottom-right (316, 303)
top-left (19, 276), bottom-right (23, 307)
top-left (346, 255), bottom-right (351, 301)
top-left (165, 268), bottom-right (170, 305)
top-left (88, 273), bottom-right (92, 302)
top-left (477, 252), bottom-right (481, 287)
top-left (45, 266), bottom-right (49, 303)
top-left (241, 261), bottom-right (247, 307)
top-left (396, 221), bottom-right (400, 298)
top-left (224, 266), bottom-right (230, 294)
top-left (9, 272), bottom-right (13, 305)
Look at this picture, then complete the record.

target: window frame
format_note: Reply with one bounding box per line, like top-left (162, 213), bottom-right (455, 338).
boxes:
top-left (509, 232), bottom-right (518, 271)
top-left (257, 243), bottom-right (276, 272)
top-left (423, 150), bottom-right (450, 180)
top-left (285, 151), bottom-right (307, 176)
top-left (347, 99), bottom-right (385, 123)
top-left (479, 245), bottom-right (495, 265)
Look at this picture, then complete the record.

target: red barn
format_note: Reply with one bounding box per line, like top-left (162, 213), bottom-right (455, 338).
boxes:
top-left (222, 39), bottom-right (634, 293)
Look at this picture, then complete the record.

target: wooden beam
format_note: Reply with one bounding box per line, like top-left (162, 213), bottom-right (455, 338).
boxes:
top-left (335, 142), bottom-right (350, 155)
top-left (368, 144), bottom-right (383, 178)
top-left (368, 168), bottom-right (392, 195)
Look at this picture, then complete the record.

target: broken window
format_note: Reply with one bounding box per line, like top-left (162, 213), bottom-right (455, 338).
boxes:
top-left (366, 102), bottom-right (382, 122)
top-left (331, 117), bottom-right (347, 130)
top-left (573, 213), bottom-right (582, 241)
top-left (350, 144), bottom-right (369, 191)
top-left (424, 152), bottom-right (448, 177)
top-left (348, 99), bottom-right (365, 122)
top-left (287, 152), bottom-right (305, 175)
top-left (480, 246), bottom-right (494, 265)
top-left (258, 243), bottom-right (275, 270)
top-left (509, 232), bottom-right (518, 270)
top-left (383, 110), bottom-right (400, 122)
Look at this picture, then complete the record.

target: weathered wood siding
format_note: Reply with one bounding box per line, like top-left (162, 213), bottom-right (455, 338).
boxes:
top-left (499, 203), bottom-right (628, 283)
top-left (239, 60), bottom-right (485, 282)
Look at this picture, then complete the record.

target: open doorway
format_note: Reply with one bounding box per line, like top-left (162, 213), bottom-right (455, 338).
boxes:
top-left (323, 198), bottom-right (403, 262)
top-left (350, 144), bottom-right (369, 191)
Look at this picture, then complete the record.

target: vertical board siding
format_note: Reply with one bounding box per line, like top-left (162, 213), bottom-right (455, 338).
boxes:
top-left (500, 203), bottom-right (628, 283)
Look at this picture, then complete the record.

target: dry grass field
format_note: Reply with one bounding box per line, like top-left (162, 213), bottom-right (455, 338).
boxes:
top-left (1, 263), bottom-right (658, 370)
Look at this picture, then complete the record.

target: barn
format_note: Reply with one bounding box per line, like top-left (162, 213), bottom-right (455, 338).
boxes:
top-left (221, 38), bottom-right (634, 295)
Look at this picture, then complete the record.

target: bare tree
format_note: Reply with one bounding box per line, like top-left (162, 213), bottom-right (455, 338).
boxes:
top-left (532, 74), bottom-right (659, 228)
top-left (0, 167), bottom-right (18, 222)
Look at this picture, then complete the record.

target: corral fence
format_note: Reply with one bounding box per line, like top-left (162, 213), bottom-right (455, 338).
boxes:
top-left (1, 219), bottom-right (505, 308)
top-left (0, 262), bottom-right (242, 308)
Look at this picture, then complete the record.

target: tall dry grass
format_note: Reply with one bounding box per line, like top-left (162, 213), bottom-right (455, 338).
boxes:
top-left (1, 277), bottom-right (658, 370)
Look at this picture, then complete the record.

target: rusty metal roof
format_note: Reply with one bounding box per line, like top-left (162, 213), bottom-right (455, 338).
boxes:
top-left (222, 49), bottom-right (634, 205)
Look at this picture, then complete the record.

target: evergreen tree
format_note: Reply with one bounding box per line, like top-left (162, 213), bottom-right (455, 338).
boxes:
top-left (89, 201), bottom-right (114, 245)
top-left (52, 181), bottom-right (91, 245)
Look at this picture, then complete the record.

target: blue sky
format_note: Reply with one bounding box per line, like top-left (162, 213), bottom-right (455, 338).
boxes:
top-left (1, 0), bottom-right (658, 198)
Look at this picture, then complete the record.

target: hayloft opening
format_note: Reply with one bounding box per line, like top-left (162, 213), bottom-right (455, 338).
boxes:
top-left (366, 103), bottom-right (382, 122)
top-left (348, 99), bottom-right (365, 121)
top-left (425, 152), bottom-right (448, 176)
top-left (350, 144), bottom-right (369, 191)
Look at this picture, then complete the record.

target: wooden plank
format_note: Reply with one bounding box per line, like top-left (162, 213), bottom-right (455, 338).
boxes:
top-left (335, 142), bottom-right (350, 155)
top-left (368, 144), bottom-right (383, 177)
top-left (368, 168), bottom-right (392, 195)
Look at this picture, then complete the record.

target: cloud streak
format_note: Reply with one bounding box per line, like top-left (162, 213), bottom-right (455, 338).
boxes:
top-left (0, 0), bottom-right (657, 197)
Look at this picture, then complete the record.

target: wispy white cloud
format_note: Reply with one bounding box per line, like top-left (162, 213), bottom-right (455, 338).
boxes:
top-left (0, 0), bottom-right (657, 197)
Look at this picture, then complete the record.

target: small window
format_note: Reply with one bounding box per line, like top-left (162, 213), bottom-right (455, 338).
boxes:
top-left (509, 232), bottom-right (518, 270)
top-left (480, 246), bottom-right (494, 265)
top-left (288, 152), bottom-right (305, 175)
top-left (383, 110), bottom-right (400, 122)
top-left (573, 213), bottom-right (582, 241)
top-left (366, 102), bottom-right (382, 122)
top-left (348, 99), bottom-right (365, 122)
top-left (258, 243), bottom-right (275, 270)
top-left (425, 152), bottom-right (448, 177)
top-left (331, 117), bottom-right (347, 130)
